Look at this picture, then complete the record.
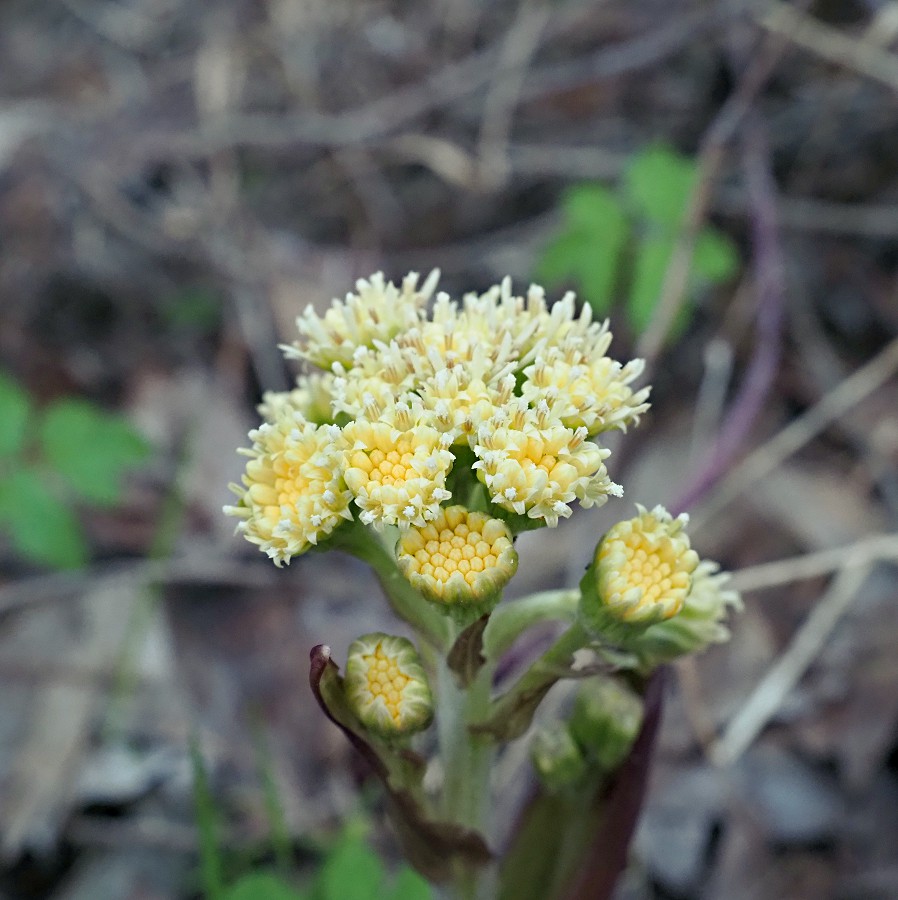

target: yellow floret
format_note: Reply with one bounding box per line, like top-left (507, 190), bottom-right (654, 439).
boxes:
top-left (342, 399), bottom-right (454, 528)
top-left (521, 338), bottom-right (650, 435)
top-left (285, 270), bottom-right (438, 369)
top-left (472, 400), bottom-right (621, 526)
top-left (396, 505), bottom-right (517, 608)
top-left (224, 412), bottom-right (352, 565)
top-left (594, 505), bottom-right (700, 623)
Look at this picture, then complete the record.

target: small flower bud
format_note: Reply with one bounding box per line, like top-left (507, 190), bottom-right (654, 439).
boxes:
top-left (396, 505), bottom-right (517, 620)
top-left (344, 633), bottom-right (433, 738)
top-left (580, 504), bottom-right (699, 643)
top-left (530, 724), bottom-right (588, 793)
top-left (569, 676), bottom-right (643, 772)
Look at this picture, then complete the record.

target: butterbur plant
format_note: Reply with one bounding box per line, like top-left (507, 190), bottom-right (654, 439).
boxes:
top-left (225, 272), bottom-right (741, 899)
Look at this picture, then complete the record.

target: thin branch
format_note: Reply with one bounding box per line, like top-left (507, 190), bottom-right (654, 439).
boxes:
top-left (689, 333), bottom-right (898, 533)
top-left (636, 21), bottom-right (793, 366)
top-left (710, 564), bottom-right (872, 766)
top-left (756, 1), bottom-right (898, 93)
top-left (674, 118), bottom-right (785, 514)
top-left (476, 0), bottom-right (551, 188)
top-left (728, 532), bottom-right (898, 593)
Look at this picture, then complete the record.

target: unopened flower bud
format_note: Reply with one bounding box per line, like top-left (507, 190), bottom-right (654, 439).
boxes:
top-left (396, 505), bottom-right (517, 620)
top-left (344, 633), bottom-right (433, 738)
top-left (530, 724), bottom-right (587, 793)
top-left (569, 676), bottom-right (643, 771)
top-left (580, 504), bottom-right (699, 643)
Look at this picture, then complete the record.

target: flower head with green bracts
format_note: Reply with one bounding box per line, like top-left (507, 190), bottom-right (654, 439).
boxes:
top-left (396, 505), bottom-right (517, 617)
top-left (344, 633), bottom-right (433, 738)
top-left (579, 503), bottom-right (742, 657)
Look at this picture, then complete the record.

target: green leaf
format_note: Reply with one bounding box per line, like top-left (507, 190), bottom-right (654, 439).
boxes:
top-left (385, 867), bottom-right (433, 900)
top-left (561, 183), bottom-right (623, 231)
top-left (0, 468), bottom-right (88, 568)
top-left (316, 834), bottom-right (385, 900)
top-left (692, 229), bottom-right (739, 283)
top-left (627, 235), bottom-right (675, 334)
top-left (623, 145), bottom-right (697, 229)
top-left (39, 399), bottom-right (151, 506)
top-left (0, 372), bottom-right (32, 459)
top-left (536, 184), bottom-right (628, 314)
top-left (224, 873), bottom-right (306, 900)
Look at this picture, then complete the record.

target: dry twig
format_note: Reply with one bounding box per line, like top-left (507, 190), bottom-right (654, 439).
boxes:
top-left (690, 334), bottom-right (898, 533)
top-left (710, 563), bottom-right (872, 766)
top-left (728, 532), bottom-right (898, 593)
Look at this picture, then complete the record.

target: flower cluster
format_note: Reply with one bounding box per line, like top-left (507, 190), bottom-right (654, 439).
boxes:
top-left (227, 271), bottom-right (649, 563)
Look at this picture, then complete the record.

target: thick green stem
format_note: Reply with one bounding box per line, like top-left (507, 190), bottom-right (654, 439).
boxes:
top-left (437, 649), bottom-right (496, 900)
top-left (474, 622), bottom-right (592, 742)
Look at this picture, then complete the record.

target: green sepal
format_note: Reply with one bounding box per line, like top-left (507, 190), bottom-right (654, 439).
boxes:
top-left (578, 562), bottom-right (660, 648)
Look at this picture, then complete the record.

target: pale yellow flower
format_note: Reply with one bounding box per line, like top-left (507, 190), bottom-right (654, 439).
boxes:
top-left (587, 505), bottom-right (700, 627)
top-left (395, 295), bottom-right (516, 385)
top-left (225, 412), bottom-right (352, 565)
top-left (344, 633), bottom-right (433, 737)
top-left (285, 270), bottom-right (438, 369)
top-left (472, 400), bottom-right (621, 526)
top-left (521, 333), bottom-right (650, 435)
top-left (396, 505), bottom-right (517, 609)
top-left (329, 341), bottom-right (419, 419)
top-left (419, 364), bottom-right (516, 445)
top-left (342, 398), bottom-right (454, 528)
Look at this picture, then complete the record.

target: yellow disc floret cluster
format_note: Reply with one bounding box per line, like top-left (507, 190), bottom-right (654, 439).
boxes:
top-left (345, 633), bottom-right (434, 737)
top-left (397, 506), bottom-right (517, 608)
top-left (227, 270), bottom-right (652, 564)
top-left (594, 505), bottom-right (699, 624)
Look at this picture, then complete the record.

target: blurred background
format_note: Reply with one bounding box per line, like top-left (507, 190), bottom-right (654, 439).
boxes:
top-left (1, 0), bottom-right (898, 897)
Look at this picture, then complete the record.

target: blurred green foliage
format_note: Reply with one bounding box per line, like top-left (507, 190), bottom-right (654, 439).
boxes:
top-left (0, 372), bottom-right (151, 569)
top-left (537, 144), bottom-right (739, 339)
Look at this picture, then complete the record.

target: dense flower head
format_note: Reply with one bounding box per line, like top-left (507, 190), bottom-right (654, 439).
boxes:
top-left (344, 633), bottom-right (433, 737)
top-left (593, 504), bottom-right (699, 623)
top-left (286, 270), bottom-right (439, 369)
top-left (342, 396), bottom-right (454, 528)
top-left (472, 400), bottom-right (621, 526)
top-left (224, 411), bottom-right (352, 565)
top-left (521, 339), bottom-right (650, 435)
top-left (396, 505), bottom-right (517, 609)
top-left (631, 558), bottom-right (743, 664)
top-left (228, 271), bottom-right (652, 562)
